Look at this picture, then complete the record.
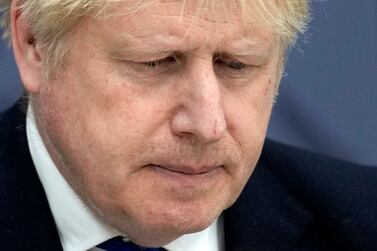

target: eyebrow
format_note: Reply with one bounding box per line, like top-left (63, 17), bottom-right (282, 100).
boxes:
top-left (220, 35), bottom-right (276, 56)
top-left (105, 29), bottom-right (276, 61)
top-left (104, 33), bottom-right (189, 58)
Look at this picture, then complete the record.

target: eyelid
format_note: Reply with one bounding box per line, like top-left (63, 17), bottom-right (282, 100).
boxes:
top-left (214, 55), bottom-right (248, 70)
top-left (141, 53), bottom-right (180, 66)
top-left (216, 51), bottom-right (271, 65)
top-left (142, 56), bottom-right (174, 67)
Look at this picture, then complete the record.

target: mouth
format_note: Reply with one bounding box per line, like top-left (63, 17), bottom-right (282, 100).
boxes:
top-left (145, 163), bottom-right (221, 175)
top-left (143, 163), bottom-right (223, 185)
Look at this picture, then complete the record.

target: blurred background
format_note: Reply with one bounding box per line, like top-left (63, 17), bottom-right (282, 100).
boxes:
top-left (1, 0), bottom-right (376, 166)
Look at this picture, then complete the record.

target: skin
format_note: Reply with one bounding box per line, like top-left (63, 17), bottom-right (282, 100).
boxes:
top-left (12, 0), bottom-right (281, 247)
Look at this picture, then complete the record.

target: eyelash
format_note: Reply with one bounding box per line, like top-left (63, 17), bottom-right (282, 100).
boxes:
top-left (142, 56), bottom-right (176, 68)
top-left (141, 56), bottom-right (248, 71)
top-left (214, 58), bottom-right (248, 70)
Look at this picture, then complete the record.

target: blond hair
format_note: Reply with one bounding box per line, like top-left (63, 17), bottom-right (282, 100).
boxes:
top-left (0, 0), bottom-right (309, 78)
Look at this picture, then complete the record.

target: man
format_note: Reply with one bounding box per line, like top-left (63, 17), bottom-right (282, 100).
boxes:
top-left (0, 0), bottom-right (376, 250)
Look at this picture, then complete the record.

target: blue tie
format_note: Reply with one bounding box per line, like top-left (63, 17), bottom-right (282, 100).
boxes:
top-left (97, 236), bottom-right (165, 251)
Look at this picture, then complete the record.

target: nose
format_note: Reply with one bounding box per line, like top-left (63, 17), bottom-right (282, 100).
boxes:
top-left (170, 62), bottom-right (227, 144)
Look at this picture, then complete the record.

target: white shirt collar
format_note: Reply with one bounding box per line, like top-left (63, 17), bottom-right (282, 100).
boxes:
top-left (26, 106), bottom-right (224, 251)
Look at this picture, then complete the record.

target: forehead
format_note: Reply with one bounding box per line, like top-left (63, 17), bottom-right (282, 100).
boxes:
top-left (103, 0), bottom-right (274, 21)
top-left (93, 0), bottom-right (277, 52)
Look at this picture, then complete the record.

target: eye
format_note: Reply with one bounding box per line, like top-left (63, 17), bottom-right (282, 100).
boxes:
top-left (142, 56), bottom-right (177, 68)
top-left (214, 57), bottom-right (248, 70)
top-left (226, 61), bottom-right (248, 70)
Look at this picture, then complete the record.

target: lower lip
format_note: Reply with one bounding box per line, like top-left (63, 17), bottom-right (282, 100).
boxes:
top-left (147, 165), bottom-right (221, 186)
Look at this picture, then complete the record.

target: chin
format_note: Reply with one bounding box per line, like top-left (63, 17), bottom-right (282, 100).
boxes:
top-left (125, 216), bottom-right (216, 247)
top-left (100, 200), bottom-right (222, 247)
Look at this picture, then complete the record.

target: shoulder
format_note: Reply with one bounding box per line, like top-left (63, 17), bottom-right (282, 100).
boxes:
top-left (260, 139), bottom-right (377, 249)
top-left (260, 138), bottom-right (377, 198)
top-left (0, 101), bottom-right (30, 173)
top-left (0, 101), bottom-right (28, 147)
top-left (0, 102), bottom-right (62, 251)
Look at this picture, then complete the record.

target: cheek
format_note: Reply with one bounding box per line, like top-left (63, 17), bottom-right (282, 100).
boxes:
top-left (222, 78), bottom-right (273, 174)
top-left (42, 69), bottom-right (175, 182)
top-left (225, 79), bottom-right (273, 136)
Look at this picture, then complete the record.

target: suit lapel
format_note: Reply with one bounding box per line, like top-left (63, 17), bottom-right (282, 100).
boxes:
top-left (0, 104), bottom-right (63, 251)
top-left (223, 157), bottom-right (313, 251)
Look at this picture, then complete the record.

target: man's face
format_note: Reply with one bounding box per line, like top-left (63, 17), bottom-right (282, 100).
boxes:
top-left (33, 1), bottom-right (280, 246)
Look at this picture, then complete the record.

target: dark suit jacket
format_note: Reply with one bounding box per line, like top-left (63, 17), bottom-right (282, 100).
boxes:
top-left (1, 103), bottom-right (376, 251)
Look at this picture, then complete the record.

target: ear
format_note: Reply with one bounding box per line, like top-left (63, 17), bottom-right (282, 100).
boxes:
top-left (10, 0), bottom-right (44, 93)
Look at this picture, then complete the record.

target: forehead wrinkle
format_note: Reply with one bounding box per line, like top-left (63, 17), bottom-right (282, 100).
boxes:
top-left (107, 24), bottom-right (273, 59)
top-left (115, 0), bottom-right (253, 39)
top-left (221, 31), bottom-right (276, 56)
top-left (141, 14), bottom-right (264, 53)
top-left (98, 1), bottom-right (277, 57)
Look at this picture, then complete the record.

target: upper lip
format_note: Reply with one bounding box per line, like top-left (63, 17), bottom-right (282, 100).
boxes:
top-left (149, 163), bottom-right (220, 175)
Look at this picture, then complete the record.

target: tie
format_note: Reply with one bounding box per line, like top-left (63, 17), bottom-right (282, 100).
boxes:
top-left (97, 236), bottom-right (166, 251)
